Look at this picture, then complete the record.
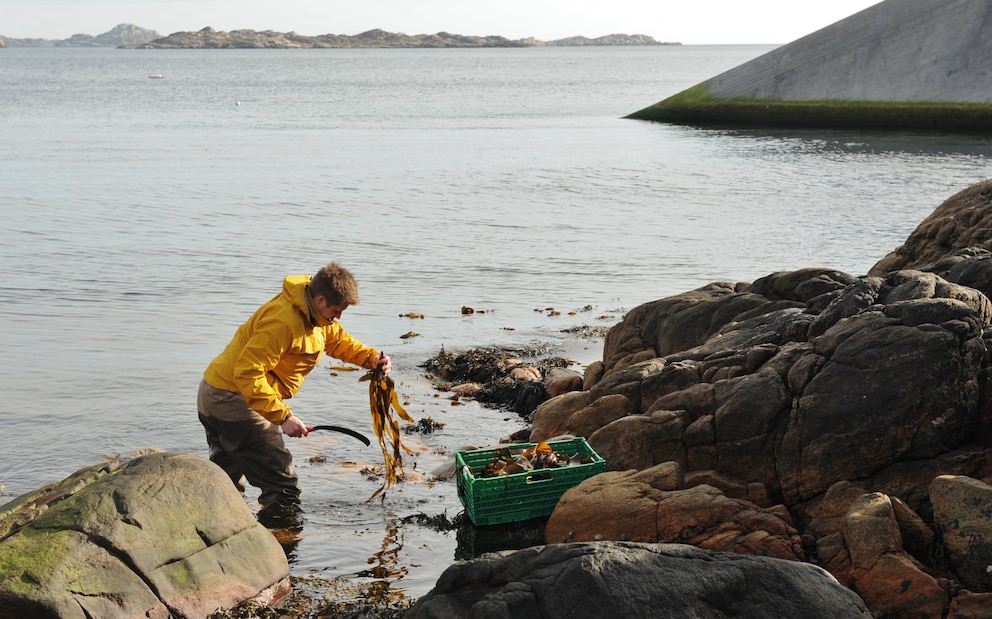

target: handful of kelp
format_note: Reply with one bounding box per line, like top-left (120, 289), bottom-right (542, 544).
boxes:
top-left (360, 366), bottom-right (415, 501)
top-left (480, 440), bottom-right (588, 478)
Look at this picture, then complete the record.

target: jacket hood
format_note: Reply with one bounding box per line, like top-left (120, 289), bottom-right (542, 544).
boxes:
top-left (281, 275), bottom-right (333, 328)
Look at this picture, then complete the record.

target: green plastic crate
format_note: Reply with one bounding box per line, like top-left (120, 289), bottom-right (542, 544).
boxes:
top-left (456, 437), bottom-right (606, 526)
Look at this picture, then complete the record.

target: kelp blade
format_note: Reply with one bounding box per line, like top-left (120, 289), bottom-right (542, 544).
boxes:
top-left (361, 368), bottom-right (411, 501)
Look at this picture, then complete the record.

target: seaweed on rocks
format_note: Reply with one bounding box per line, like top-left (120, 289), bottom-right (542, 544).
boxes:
top-left (402, 416), bottom-right (445, 435)
top-left (420, 346), bottom-right (574, 416)
top-left (205, 575), bottom-right (410, 619)
top-left (421, 346), bottom-right (535, 384)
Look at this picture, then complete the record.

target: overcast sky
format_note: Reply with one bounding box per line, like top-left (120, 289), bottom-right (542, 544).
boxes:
top-left (1, 0), bottom-right (883, 44)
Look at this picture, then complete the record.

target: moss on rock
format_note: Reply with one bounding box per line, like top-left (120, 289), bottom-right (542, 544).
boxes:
top-left (627, 84), bottom-right (992, 132)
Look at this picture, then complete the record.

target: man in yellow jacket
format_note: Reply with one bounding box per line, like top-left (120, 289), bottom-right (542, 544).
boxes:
top-left (197, 263), bottom-right (390, 526)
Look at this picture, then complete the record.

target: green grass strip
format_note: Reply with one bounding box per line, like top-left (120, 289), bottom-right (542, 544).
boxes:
top-left (626, 82), bottom-right (992, 133)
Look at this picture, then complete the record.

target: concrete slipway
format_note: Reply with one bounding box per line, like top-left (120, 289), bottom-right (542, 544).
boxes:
top-left (628, 0), bottom-right (992, 132)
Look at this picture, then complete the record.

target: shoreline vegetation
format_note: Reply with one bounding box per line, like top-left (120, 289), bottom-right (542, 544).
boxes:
top-left (0, 23), bottom-right (681, 49)
top-left (627, 81), bottom-right (992, 133)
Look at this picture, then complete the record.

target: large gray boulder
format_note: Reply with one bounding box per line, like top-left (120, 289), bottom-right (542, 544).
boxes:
top-left (406, 541), bottom-right (871, 618)
top-left (0, 451), bottom-right (289, 619)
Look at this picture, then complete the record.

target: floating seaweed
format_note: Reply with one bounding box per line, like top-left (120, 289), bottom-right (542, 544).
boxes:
top-left (361, 367), bottom-right (415, 502)
top-left (403, 416), bottom-right (445, 435)
top-left (559, 325), bottom-right (610, 338)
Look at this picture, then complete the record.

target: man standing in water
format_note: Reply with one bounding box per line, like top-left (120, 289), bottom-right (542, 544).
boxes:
top-left (197, 263), bottom-right (390, 527)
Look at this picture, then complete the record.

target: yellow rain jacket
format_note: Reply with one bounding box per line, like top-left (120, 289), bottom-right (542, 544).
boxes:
top-left (203, 275), bottom-right (379, 424)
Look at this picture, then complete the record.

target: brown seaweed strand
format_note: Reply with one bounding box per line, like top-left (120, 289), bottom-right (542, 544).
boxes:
top-left (361, 367), bottom-right (413, 502)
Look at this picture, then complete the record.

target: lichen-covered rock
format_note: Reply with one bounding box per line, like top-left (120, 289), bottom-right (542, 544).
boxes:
top-left (0, 451), bottom-right (289, 619)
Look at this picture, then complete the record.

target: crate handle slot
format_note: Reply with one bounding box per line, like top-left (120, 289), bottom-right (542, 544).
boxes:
top-left (525, 472), bottom-right (553, 483)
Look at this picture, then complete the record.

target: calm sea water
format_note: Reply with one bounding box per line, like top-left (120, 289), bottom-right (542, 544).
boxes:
top-left (3, 45), bottom-right (992, 600)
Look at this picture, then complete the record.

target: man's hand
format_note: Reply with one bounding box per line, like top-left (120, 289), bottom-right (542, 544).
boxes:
top-left (281, 415), bottom-right (310, 438)
top-left (371, 353), bottom-right (392, 374)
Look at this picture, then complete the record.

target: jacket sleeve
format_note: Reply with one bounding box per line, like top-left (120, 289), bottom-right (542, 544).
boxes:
top-left (231, 319), bottom-right (294, 424)
top-left (325, 323), bottom-right (379, 368)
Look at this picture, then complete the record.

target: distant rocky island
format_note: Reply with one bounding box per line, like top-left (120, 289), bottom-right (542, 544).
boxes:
top-left (0, 24), bottom-right (679, 49)
top-left (128, 27), bottom-right (678, 49)
top-left (0, 24), bottom-right (161, 47)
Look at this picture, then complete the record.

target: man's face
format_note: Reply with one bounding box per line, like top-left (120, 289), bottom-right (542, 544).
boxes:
top-left (317, 296), bottom-right (348, 323)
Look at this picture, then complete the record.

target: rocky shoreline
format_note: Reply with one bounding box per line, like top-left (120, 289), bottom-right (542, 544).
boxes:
top-left (500, 179), bottom-right (992, 618)
top-left (9, 179), bottom-right (992, 617)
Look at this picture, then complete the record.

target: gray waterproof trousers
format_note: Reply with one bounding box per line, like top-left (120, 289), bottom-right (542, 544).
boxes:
top-left (197, 379), bottom-right (301, 511)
